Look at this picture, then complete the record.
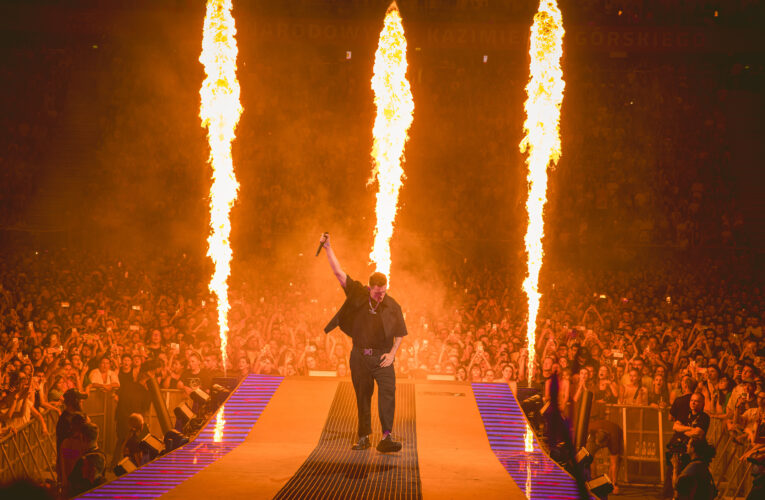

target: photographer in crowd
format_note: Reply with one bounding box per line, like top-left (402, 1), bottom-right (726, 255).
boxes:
top-left (674, 437), bottom-right (717, 500)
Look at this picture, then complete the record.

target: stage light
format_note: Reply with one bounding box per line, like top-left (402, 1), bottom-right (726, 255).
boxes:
top-left (174, 402), bottom-right (194, 431)
top-left (163, 429), bottom-right (189, 454)
top-left (586, 474), bottom-right (614, 499)
top-left (138, 434), bottom-right (164, 461)
top-left (575, 447), bottom-right (593, 468)
top-left (190, 387), bottom-right (210, 408)
top-left (114, 457), bottom-right (137, 476)
top-left (211, 383), bottom-right (231, 407)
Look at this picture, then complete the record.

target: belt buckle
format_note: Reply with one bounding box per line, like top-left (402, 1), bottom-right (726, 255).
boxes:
top-left (363, 348), bottom-right (373, 356)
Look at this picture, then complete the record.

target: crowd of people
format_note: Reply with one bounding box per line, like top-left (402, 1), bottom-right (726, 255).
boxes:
top-left (0, 2), bottom-right (762, 498)
top-left (1, 246), bottom-right (762, 429)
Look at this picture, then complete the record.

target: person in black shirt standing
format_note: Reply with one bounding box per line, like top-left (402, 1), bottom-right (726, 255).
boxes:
top-left (319, 233), bottom-right (407, 453)
top-left (663, 392), bottom-right (710, 498)
top-left (56, 389), bottom-right (87, 491)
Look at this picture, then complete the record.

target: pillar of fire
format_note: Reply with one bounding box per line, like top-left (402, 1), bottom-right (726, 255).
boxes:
top-left (369, 2), bottom-right (414, 282)
top-left (200, 0), bottom-right (243, 374)
top-left (520, 0), bottom-right (564, 387)
top-left (520, 0), bottom-right (564, 455)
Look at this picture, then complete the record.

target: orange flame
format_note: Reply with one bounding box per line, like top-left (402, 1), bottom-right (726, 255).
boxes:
top-left (369, 2), bottom-right (414, 282)
top-left (525, 424), bottom-right (535, 453)
top-left (200, 0), bottom-right (242, 374)
top-left (213, 404), bottom-right (225, 442)
top-left (520, 0), bottom-right (565, 389)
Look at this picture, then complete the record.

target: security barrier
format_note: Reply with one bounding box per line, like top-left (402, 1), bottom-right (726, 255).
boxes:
top-left (709, 418), bottom-right (754, 498)
top-left (589, 404), bottom-right (672, 486)
top-left (1, 388), bottom-right (187, 486)
top-left (0, 409), bottom-right (58, 484)
top-left (589, 405), bottom-right (754, 494)
top-left (82, 388), bottom-right (188, 460)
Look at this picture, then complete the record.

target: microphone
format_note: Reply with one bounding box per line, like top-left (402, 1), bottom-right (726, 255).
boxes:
top-left (316, 232), bottom-right (329, 257)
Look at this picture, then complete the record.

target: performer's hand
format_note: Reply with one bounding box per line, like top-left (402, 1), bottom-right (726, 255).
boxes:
top-left (380, 352), bottom-right (395, 367)
top-left (320, 232), bottom-right (330, 248)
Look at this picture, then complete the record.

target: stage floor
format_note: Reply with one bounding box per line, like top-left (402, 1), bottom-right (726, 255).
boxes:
top-left (80, 375), bottom-right (581, 499)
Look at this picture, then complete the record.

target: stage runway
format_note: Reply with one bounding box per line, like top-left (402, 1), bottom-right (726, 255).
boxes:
top-left (81, 375), bottom-right (582, 499)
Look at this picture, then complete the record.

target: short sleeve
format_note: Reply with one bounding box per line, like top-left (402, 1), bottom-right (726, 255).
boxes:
top-left (670, 398), bottom-right (681, 420)
top-left (698, 413), bottom-right (710, 434)
top-left (343, 275), bottom-right (366, 299)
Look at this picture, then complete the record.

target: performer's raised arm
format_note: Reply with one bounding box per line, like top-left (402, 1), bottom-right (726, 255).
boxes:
top-left (320, 233), bottom-right (347, 288)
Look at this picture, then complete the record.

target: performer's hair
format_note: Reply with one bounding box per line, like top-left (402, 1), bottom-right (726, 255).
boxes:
top-left (369, 272), bottom-right (387, 288)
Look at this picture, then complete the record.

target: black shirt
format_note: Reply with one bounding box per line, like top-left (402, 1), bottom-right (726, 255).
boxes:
top-left (124, 423), bottom-right (150, 460)
top-left (180, 368), bottom-right (212, 391)
top-left (675, 459), bottom-right (715, 500)
top-left (325, 274), bottom-right (407, 346)
top-left (67, 446), bottom-right (106, 497)
top-left (345, 277), bottom-right (390, 350)
top-left (670, 393), bottom-right (693, 423)
top-left (682, 410), bottom-right (710, 434)
top-left (353, 305), bottom-right (387, 350)
top-left (670, 409), bottom-right (711, 446)
top-left (56, 409), bottom-right (85, 450)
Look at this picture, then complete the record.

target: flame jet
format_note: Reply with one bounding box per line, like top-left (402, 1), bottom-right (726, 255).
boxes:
top-left (200, 0), bottom-right (243, 374)
top-left (520, 0), bottom-right (565, 388)
top-left (368, 2), bottom-right (414, 282)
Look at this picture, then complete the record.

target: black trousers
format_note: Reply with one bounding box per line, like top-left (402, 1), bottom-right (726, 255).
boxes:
top-left (349, 348), bottom-right (396, 437)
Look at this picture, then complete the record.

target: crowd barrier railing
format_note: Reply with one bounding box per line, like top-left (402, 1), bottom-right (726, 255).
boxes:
top-left (81, 388), bottom-right (115, 458)
top-left (0, 388), bottom-right (188, 486)
top-left (590, 404), bottom-right (672, 486)
top-left (0, 409), bottom-right (58, 484)
top-left (82, 387), bottom-right (187, 460)
top-left (590, 405), bottom-right (754, 494)
top-left (709, 417), bottom-right (754, 498)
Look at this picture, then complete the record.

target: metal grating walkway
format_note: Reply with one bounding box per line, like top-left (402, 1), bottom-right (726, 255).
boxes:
top-left (472, 383), bottom-right (585, 500)
top-left (79, 374), bottom-right (283, 499)
top-left (274, 381), bottom-right (421, 500)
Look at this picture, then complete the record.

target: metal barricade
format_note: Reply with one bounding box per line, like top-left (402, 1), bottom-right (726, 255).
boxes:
top-left (593, 404), bottom-right (670, 486)
top-left (82, 388), bottom-right (115, 457)
top-left (590, 405), bottom-right (754, 496)
top-left (0, 409), bottom-right (58, 484)
top-left (82, 388), bottom-right (185, 461)
top-left (1, 388), bottom-right (185, 486)
top-left (146, 389), bottom-right (187, 438)
top-left (710, 419), bottom-right (754, 499)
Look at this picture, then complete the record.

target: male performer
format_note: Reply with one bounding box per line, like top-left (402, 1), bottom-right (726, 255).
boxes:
top-left (319, 233), bottom-right (406, 452)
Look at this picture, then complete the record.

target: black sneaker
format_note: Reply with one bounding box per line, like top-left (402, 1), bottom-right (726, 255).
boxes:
top-left (376, 435), bottom-right (402, 453)
top-left (352, 435), bottom-right (371, 450)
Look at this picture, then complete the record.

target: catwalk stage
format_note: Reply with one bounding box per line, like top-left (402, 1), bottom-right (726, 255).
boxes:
top-left (79, 375), bottom-right (583, 499)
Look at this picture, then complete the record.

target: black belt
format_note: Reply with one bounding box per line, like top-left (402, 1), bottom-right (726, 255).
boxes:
top-left (355, 347), bottom-right (387, 356)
